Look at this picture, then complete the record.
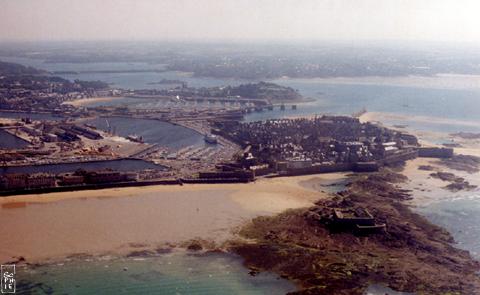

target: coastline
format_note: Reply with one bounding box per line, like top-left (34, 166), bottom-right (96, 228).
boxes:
top-left (1, 109), bottom-right (479, 293)
top-left (5, 152), bottom-right (479, 293)
top-left (401, 157), bottom-right (480, 206)
top-left (360, 110), bottom-right (480, 207)
top-left (231, 167), bottom-right (480, 294)
top-left (223, 113), bottom-right (480, 294)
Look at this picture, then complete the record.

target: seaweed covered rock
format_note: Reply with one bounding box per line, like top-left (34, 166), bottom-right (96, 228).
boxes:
top-left (230, 170), bottom-right (480, 294)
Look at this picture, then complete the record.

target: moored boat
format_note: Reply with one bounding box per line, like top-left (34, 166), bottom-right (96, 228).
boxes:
top-left (204, 134), bottom-right (218, 144)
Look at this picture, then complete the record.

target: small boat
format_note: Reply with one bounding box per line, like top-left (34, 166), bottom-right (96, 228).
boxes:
top-left (204, 134), bottom-right (218, 144)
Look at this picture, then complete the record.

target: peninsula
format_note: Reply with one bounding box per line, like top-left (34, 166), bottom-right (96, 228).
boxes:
top-left (1, 60), bottom-right (480, 295)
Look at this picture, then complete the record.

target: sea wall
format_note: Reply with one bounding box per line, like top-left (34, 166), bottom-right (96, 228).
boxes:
top-left (198, 170), bottom-right (254, 180)
top-left (418, 147), bottom-right (454, 158)
top-left (282, 163), bottom-right (354, 176)
top-left (379, 150), bottom-right (419, 166)
top-left (180, 178), bottom-right (251, 184)
top-left (275, 150), bottom-right (418, 177)
top-left (0, 179), bottom-right (182, 197)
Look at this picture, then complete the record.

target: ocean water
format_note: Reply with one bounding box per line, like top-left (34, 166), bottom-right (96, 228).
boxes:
top-left (60, 70), bottom-right (249, 90)
top-left (60, 69), bottom-right (480, 135)
top-left (16, 252), bottom-right (410, 295)
top-left (272, 79), bottom-right (480, 121)
top-left (417, 194), bottom-right (480, 259)
top-left (16, 252), bottom-right (296, 295)
top-left (244, 80), bottom-right (480, 134)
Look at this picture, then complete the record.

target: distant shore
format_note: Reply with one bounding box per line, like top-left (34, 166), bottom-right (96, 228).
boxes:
top-left (276, 73), bottom-right (480, 90)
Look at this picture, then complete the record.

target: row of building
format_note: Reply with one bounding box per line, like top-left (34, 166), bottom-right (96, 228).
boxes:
top-left (0, 170), bottom-right (139, 191)
top-left (214, 116), bottom-right (419, 171)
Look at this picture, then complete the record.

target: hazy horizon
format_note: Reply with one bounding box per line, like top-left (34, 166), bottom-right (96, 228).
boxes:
top-left (2, 0), bottom-right (480, 44)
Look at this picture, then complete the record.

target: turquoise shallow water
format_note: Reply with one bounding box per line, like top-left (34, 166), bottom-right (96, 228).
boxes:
top-left (16, 252), bottom-right (296, 295)
top-left (16, 252), bottom-right (410, 295)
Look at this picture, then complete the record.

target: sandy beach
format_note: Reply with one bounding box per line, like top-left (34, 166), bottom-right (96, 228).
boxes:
top-left (0, 174), bottom-right (333, 264)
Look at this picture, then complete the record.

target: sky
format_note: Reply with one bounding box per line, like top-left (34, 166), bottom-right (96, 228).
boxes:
top-left (1, 0), bottom-right (480, 43)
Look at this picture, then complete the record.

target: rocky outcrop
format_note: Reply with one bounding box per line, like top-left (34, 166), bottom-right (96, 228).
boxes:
top-left (437, 154), bottom-right (480, 173)
top-left (430, 171), bottom-right (477, 192)
top-left (230, 170), bottom-right (480, 294)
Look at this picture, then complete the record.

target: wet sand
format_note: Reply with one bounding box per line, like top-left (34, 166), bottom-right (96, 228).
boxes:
top-left (360, 111), bottom-right (480, 206)
top-left (0, 174), bottom-right (330, 264)
top-left (360, 111), bottom-right (480, 130)
top-left (401, 157), bottom-right (480, 206)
